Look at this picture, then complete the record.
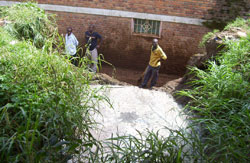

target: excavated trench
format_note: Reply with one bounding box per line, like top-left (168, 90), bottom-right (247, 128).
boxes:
top-left (99, 65), bottom-right (184, 91)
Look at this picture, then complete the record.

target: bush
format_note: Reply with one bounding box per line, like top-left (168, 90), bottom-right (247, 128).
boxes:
top-left (2, 2), bottom-right (57, 48)
top-left (0, 3), bottom-right (106, 162)
top-left (179, 21), bottom-right (250, 162)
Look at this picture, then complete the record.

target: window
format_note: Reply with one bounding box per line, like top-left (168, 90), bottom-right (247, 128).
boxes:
top-left (132, 18), bottom-right (161, 37)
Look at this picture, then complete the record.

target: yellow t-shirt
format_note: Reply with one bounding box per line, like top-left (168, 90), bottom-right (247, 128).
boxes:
top-left (149, 45), bottom-right (167, 67)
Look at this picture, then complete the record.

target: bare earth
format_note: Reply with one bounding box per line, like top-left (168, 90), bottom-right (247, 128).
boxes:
top-left (99, 65), bottom-right (182, 87)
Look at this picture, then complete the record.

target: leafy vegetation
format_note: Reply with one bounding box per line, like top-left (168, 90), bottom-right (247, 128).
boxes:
top-left (2, 2), bottom-right (57, 48)
top-left (179, 18), bottom-right (250, 162)
top-left (86, 128), bottom-right (205, 162)
top-left (0, 3), bottom-right (106, 162)
top-left (224, 17), bottom-right (250, 31)
top-left (202, 0), bottom-right (249, 30)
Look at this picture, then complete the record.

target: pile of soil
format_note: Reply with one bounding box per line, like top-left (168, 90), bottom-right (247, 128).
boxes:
top-left (185, 27), bottom-right (248, 73)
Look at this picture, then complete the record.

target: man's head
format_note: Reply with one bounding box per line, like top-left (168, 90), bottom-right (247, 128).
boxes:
top-left (89, 24), bottom-right (95, 33)
top-left (152, 38), bottom-right (158, 48)
top-left (67, 27), bottom-right (72, 35)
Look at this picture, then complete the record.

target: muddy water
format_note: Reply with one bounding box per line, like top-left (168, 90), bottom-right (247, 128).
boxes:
top-left (91, 85), bottom-right (188, 140)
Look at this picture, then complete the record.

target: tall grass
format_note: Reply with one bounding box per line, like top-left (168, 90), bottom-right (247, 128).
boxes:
top-left (179, 18), bottom-right (250, 162)
top-left (2, 2), bottom-right (57, 49)
top-left (0, 3), bottom-right (107, 162)
top-left (88, 128), bottom-right (205, 163)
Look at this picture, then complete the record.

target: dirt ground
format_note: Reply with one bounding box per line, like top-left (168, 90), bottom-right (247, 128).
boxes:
top-left (99, 65), bottom-right (182, 87)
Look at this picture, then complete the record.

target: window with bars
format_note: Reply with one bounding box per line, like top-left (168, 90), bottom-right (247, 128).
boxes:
top-left (133, 19), bottom-right (161, 36)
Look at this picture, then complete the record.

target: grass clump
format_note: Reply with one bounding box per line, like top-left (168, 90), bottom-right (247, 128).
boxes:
top-left (179, 19), bottom-right (250, 162)
top-left (91, 128), bottom-right (204, 163)
top-left (224, 17), bottom-right (250, 31)
top-left (2, 2), bottom-right (57, 48)
top-left (0, 6), bottom-right (6, 17)
top-left (0, 3), bottom-right (105, 162)
top-left (0, 26), bottom-right (102, 163)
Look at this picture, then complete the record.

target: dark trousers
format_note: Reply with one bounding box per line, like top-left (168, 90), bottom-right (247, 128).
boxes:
top-left (70, 54), bottom-right (78, 66)
top-left (141, 65), bottom-right (160, 88)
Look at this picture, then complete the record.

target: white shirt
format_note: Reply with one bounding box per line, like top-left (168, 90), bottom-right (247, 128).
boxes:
top-left (65, 33), bottom-right (79, 55)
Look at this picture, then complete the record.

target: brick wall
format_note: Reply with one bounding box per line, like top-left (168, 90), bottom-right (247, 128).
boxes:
top-left (32, 0), bottom-right (215, 19)
top-left (52, 11), bottom-right (209, 75)
top-left (10, 0), bottom-right (250, 20)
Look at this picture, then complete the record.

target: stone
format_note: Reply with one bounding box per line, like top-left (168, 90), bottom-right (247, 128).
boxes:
top-left (237, 31), bottom-right (247, 38)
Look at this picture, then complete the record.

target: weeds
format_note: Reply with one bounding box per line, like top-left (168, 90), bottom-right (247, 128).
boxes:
top-left (224, 17), bottom-right (250, 31)
top-left (83, 127), bottom-right (204, 163)
top-left (2, 2), bottom-right (57, 48)
top-left (104, 129), bottom-right (201, 162)
top-left (178, 20), bottom-right (250, 162)
top-left (0, 3), bottom-right (107, 162)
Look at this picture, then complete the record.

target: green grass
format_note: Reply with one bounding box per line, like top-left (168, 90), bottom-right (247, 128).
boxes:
top-left (97, 128), bottom-right (204, 163)
top-left (224, 17), bottom-right (250, 31)
top-left (2, 2), bottom-right (57, 49)
top-left (0, 3), bottom-right (108, 162)
top-left (178, 19), bottom-right (250, 162)
top-left (0, 26), bottom-right (104, 162)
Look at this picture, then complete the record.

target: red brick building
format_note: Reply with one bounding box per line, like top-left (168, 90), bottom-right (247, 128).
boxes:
top-left (1, 0), bottom-right (249, 75)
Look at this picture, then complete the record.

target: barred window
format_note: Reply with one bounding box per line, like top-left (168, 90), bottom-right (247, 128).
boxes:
top-left (133, 19), bottom-right (161, 36)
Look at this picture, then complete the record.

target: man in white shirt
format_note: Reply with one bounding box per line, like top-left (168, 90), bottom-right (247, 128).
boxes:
top-left (65, 27), bottom-right (79, 66)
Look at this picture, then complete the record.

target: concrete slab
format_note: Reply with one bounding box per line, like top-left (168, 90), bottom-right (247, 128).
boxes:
top-left (91, 85), bottom-right (188, 140)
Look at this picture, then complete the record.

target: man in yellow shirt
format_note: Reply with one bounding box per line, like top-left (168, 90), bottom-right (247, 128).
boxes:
top-left (139, 39), bottom-right (167, 89)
